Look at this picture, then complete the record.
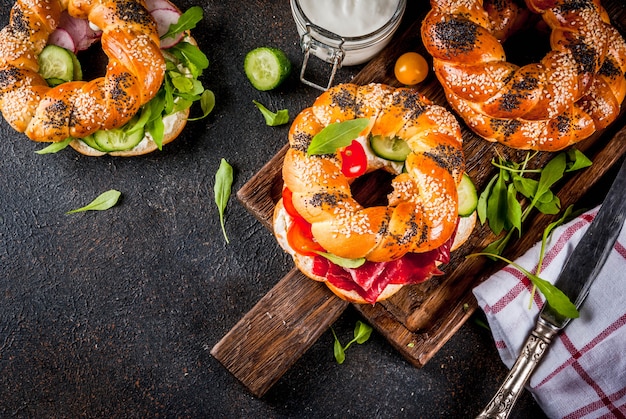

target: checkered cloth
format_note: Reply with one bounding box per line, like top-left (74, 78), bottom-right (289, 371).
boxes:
top-left (473, 206), bottom-right (626, 418)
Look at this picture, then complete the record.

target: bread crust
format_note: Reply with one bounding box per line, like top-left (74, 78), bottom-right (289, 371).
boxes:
top-left (421, 0), bottom-right (626, 151)
top-left (273, 199), bottom-right (477, 304)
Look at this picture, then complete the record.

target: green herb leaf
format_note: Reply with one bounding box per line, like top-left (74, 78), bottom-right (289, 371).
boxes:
top-left (331, 328), bottom-right (346, 364)
top-left (314, 251), bottom-right (365, 268)
top-left (566, 148), bottom-right (592, 172)
top-left (187, 90), bottom-right (215, 121)
top-left (161, 6), bottom-right (203, 40)
top-left (468, 253), bottom-right (579, 319)
top-left (477, 174), bottom-right (497, 225)
top-left (35, 137), bottom-right (73, 154)
top-left (252, 100), bottom-right (289, 126)
top-left (331, 321), bottom-right (372, 364)
top-left (353, 320), bottom-right (373, 344)
top-left (530, 153), bottom-right (566, 209)
top-left (506, 183), bottom-right (522, 234)
top-left (307, 118), bottom-right (369, 155)
top-left (214, 158), bottom-right (233, 243)
top-left (66, 190), bottom-right (121, 214)
top-left (171, 41), bottom-right (209, 76)
top-left (486, 166), bottom-right (509, 235)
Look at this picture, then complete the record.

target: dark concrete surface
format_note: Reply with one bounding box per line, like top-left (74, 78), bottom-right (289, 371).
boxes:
top-left (0, 1), bottom-right (548, 417)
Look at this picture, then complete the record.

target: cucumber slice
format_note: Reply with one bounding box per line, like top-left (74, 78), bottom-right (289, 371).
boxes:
top-left (71, 52), bottom-right (83, 81)
top-left (244, 47), bottom-right (291, 91)
top-left (457, 173), bottom-right (478, 217)
top-left (38, 45), bottom-right (75, 84)
top-left (93, 126), bottom-right (145, 152)
top-left (78, 135), bottom-right (107, 152)
top-left (370, 135), bottom-right (411, 162)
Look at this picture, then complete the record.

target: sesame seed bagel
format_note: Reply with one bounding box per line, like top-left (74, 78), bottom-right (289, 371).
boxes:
top-left (274, 83), bottom-right (474, 304)
top-left (421, 0), bottom-right (626, 151)
top-left (0, 0), bottom-right (165, 143)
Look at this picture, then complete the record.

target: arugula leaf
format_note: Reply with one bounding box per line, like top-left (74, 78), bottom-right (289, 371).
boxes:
top-left (161, 6), bottom-right (203, 40)
top-left (67, 190), bottom-right (121, 214)
top-left (314, 251), bottom-right (365, 268)
top-left (187, 90), bottom-right (215, 121)
top-left (307, 118), bottom-right (369, 155)
top-left (253, 100), bottom-right (289, 126)
top-left (35, 137), bottom-right (73, 154)
top-left (468, 253), bottom-right (579, 318)
top-left (214, 158), bottom-right (233, 243)
top-left (479, 149), bottom-right (591, 256)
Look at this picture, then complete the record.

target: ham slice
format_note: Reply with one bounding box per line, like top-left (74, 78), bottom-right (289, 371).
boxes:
top-left (312, 245), bottom-right (450, 304)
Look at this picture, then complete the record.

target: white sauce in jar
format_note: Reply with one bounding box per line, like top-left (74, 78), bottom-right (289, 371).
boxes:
top-left (298, 0), bottom-right (400, 37)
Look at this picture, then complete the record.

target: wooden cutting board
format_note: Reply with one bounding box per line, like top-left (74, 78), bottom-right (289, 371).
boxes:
top-left (212, 1), bottom-right (626, 397)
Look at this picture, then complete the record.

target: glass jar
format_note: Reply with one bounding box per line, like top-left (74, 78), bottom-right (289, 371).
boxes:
top-left (290, 0), bottom-right (406, 91)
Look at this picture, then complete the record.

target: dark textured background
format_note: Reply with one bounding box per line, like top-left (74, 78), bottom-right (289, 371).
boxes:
top-left (0, 1), bottom-right (548, 417)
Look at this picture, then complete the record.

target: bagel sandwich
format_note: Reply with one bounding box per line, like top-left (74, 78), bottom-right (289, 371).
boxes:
top-left (273, 83), bottom-right (477, 305)
top-left (0, 0), bottom-right (211, 156)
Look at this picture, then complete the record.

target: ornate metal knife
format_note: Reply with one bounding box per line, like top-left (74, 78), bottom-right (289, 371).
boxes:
top-left (476, 157), bottom-right (626, 419)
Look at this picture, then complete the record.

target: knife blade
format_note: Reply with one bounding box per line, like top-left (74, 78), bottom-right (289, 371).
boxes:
top-left (476, 156), bottom-right (626, 419)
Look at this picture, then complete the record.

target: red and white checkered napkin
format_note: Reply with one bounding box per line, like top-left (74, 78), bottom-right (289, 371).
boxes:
top-left (473, 206), bottom-right (626, 419)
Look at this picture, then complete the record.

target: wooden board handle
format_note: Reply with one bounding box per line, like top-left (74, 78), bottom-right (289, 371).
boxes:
top-left (211, 269), bottom-right (348, 397)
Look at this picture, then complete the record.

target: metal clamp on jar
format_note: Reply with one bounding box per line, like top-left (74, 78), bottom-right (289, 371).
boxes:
top-left (290, 0), bottom-right (406, 91)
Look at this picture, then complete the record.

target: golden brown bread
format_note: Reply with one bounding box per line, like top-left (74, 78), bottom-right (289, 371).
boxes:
top-left (421, 0), bottom-right (626, 151)
top-left (0, 0), bottom-right (165, 143)
top-left (273, 199), bottom-right (477, 304)
top-left (274, 83), bottom-right (474, 303)
top-left (283, 83), bottom-right (465, 263)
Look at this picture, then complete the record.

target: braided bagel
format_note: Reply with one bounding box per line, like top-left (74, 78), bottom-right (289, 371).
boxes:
top-left (0, 0), bottom-right (165, 144)
top-left (421, 0), bottom-right (626, 151)
top-left (273, 83), bottom-right (476, 304)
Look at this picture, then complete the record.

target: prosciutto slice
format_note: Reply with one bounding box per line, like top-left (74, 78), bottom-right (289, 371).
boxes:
top-left (311, 239), bottom-right (453, 304)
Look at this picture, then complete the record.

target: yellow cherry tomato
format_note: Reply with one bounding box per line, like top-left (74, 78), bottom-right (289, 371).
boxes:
top-left (394, 52), bottom-right (429, 85)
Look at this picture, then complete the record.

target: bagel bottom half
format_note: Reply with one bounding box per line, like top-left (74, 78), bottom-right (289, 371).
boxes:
top-left (69, 108), bottom-right (189, 157)
top-left (273, 199), bottom-right (476, 304)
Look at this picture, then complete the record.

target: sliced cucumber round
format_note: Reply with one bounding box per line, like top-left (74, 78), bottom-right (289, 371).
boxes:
top-left (244, 47), bottom-right (291, 91)
top-left (457, 173), bottom-right (478, 217)
top-left (370, 134), bottom-right (411, 162)
top-left (38, 45), bottom-right (75, 84)
top-left (93, 126), bottom-right (145, 152)
top-left (78, 135), bottom-right (107, 152)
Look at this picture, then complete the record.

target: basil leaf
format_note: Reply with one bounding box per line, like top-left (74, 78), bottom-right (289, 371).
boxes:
top-left (35, 137), bottom-right (73, 154)
top-left (307, 118), bottom-right (369, 155)
top-left (253, 100), bottom-right (289, 126)
top-left (67, 190), bottom-right (121, 214)
top-left (314, 251), bottom-right (365, 268)
top-left (214, 158), bottom-right (233, 243)
top-left (161, 6), bottom-right (203, 40)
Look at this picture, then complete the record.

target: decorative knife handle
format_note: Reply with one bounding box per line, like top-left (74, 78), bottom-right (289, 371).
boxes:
top-left (476, 318), bottom-right (559, 419)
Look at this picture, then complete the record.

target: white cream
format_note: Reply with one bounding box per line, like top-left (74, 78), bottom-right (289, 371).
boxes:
top-left (298, 0), bottom-right (400, 37)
